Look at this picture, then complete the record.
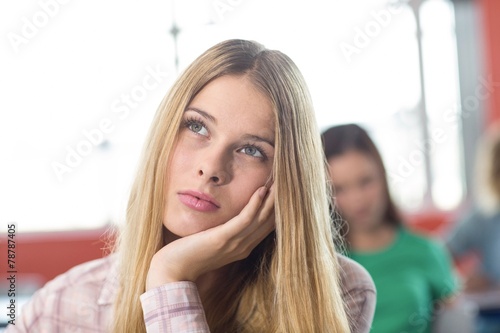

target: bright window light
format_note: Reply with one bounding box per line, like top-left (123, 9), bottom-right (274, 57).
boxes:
top-left (0, 0), bottom-right (465, 231)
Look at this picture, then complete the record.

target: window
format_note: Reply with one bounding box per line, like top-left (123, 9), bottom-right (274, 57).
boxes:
top-left (1, 0), bottom-right (465, 231)
top-left (420, 0), bottom-right (464, 210)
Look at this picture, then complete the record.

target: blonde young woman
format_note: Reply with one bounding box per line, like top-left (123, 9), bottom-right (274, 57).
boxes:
top-left (10, 40), bottom-right (375, 333)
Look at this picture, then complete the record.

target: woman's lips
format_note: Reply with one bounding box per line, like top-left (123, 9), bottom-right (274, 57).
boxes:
top-left (178, 192), bottom-right (220, 212)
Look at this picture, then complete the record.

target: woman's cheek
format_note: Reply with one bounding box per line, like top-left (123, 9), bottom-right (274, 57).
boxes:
top-left (334, 196), bottom-right (348, 215)
top-left (230, 169), bottom-right (267, 210)
top-left (368, 182), bottom-right (385, 205)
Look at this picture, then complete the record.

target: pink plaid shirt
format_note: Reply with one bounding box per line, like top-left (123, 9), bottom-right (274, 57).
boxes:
top-left (6, 253), bottom-right (375, 333)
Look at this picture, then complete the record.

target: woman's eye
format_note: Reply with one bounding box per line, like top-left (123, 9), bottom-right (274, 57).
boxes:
top-left (188, 122), bottom-right (208, 136)
top-left (240, 146), bottom-right (264, 158)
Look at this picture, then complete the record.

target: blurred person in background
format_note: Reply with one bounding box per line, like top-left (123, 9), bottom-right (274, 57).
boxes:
top-left (322, 124), bottom-right (458, 333)
top-left (447, 123), bottom-right (500, 333)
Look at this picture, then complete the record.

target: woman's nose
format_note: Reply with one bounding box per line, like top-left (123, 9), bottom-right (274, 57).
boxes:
top-left (197, 168), bottom-right (227, 184)
top-left (197, 148), bottom-right (232, 185)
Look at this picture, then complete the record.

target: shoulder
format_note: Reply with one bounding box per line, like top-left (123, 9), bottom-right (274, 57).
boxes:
top-left (401, 229), bottom-right (454, 274)
top-left (40, 253), bottom-right (118, 299)
top-left (337, 254), bottom-right (375, 292)
top-left (453, 208), bottom-right (489, 230)
top-left (464, 208), bottom-right (500, 226)
top-left (400, 228), bottom-right (444, 254)
top-left (14, 254), bottom-right (118, 332)
top-left (337, 254), bottom-right (376, 333)
top-left (446, 208), bottom-right (491, 253)
top-left (463, 208), bottom-right (487, 222)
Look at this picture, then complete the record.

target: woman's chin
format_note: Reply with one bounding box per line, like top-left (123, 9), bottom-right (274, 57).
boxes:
top-left (349, 219), bottom-right (381, 233)
top-left (164, 220), bottom-right (224, 239)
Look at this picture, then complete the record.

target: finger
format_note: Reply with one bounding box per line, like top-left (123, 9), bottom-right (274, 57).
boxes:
top-left (255, 183), bottom-right (275, 223)
top-left (238, 185), bottom-right (275, 239)
top-left (246, 209), bottom-right (276, 251)
top-left (222, 186), bottom-right (268, 233)
top-left (240, 186), bottom-right (268, 219)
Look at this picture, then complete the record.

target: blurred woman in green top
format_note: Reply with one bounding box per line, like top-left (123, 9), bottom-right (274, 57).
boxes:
top-left (322, 124), bottom-right (457, 333)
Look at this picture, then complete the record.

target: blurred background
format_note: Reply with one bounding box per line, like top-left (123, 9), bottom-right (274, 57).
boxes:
top-left (0, 0), bottom-right (499, 330)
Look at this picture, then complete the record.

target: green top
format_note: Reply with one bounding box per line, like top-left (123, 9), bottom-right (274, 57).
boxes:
top-left (348, 227), bottom-right (457, 333)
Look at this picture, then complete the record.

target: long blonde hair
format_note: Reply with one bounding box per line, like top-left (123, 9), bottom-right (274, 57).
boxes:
top-left (112, 39), bottom-right (350, 333)
top-left (474, 122), bottom-right (500, 214)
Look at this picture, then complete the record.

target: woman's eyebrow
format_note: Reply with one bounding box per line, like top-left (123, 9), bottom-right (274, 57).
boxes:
top-left (242, 134), bottom-right (275, 148)
top-left (185, 107), bottom-right (217, 124)
top-left (185, 106), bottom-right (274, 147)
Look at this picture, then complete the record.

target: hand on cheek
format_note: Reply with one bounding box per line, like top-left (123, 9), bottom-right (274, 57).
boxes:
top-left (146, 183), bottom-right (275, 291)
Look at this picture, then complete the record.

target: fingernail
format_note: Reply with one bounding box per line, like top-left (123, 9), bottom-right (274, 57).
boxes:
top-left (258, 186), bottom-right (268, 198)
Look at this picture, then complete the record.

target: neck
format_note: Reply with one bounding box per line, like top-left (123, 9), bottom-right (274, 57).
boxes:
top-left (163, 228), bottom-right (228, 303)
top-left (348, 222), bottom-right (397, 252)
top-left (195, 265), bottom-right (230, 304)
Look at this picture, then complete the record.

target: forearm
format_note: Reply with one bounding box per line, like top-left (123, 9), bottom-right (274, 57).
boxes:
top-left (140, 281), bottom-right (210, 333)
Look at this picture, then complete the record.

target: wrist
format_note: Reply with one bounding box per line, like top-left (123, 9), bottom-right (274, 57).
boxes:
top-left (146, 256), bottom-right (183, 291)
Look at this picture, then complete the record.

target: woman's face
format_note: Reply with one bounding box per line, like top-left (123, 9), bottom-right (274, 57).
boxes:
top-left (163, 75), bottom-right (275, 238)
top-left (327, 150), bottom-right (387, 232)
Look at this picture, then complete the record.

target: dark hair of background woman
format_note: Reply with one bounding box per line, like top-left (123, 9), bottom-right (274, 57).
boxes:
top-left (321, 124), bottom-right (401, 235)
